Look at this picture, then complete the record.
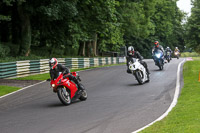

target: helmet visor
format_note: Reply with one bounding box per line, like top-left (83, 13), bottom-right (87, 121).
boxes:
top-left (50, 63), bottom-right (54, 67)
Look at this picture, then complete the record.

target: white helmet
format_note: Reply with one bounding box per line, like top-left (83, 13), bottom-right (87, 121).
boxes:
top-left (128, 46), bottom-right (134, 55)
top-left (49, 58), bottom-right (58, 69)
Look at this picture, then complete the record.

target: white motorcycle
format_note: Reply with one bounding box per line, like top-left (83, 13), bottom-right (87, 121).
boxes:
top-left (128, 58), bottom-right (150, 84)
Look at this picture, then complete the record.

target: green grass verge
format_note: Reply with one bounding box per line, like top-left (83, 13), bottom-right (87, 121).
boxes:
top-left (0, 85), bottom-right (21, 96)
top-left (140, 58), bottom-right (200, 133)
top-left (181, 52), bottom-right (200, 57)
top-left (14, 63), bottom-right (125, 81)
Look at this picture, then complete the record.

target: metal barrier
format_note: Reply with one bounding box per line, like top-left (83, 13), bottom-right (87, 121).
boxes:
top-left (0, 57), bottom-right (125, 79)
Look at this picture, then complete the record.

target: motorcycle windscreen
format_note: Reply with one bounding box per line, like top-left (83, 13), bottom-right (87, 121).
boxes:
top-left (153, 49), bottom-right (163, 58)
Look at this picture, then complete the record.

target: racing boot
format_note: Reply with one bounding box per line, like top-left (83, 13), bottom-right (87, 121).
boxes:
top-left (71, 76), bottom-right (84, 93)
top-left (77, 82), bottom-right (84, 90)
top-left (146, 67), bottom-right (150, 74)
top-left (146, 68), bottom-right (150, 82)
top-left (76, 82), bottom-right (84, 95)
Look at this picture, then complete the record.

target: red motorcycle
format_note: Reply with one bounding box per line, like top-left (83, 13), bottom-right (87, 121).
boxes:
top-left (49, 72), bottom-right (87, 105)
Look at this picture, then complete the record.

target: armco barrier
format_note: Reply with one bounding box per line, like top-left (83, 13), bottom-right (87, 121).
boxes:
top-left (0, 57), bottom-right (125, 79)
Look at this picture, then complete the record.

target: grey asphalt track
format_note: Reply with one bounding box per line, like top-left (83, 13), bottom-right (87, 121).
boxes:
top-left (0, 58), bottom-right (185, 133)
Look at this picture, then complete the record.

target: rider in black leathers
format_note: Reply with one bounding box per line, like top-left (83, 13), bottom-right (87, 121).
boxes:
top-left (165, 46), bottom-right (172, 60)
top-left (49, 58), bottom-right (83, 92)
top-left (126, 46), bottom-right (150, 74)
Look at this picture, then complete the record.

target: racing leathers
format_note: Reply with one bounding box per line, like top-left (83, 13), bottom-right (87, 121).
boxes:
top-left (50, 64), bottom-right (83, 92)
top-left (126, 51), bottom-right (150, 74)
top-left (165, 48), bottom-right (172, 59)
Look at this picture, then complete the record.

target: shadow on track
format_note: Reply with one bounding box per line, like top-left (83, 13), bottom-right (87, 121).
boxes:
top-left (152, 69), bottom-right (165, 71)
top-left (126, 83), bottom-right (141, 87)
top-left (46, 100), bottom-right (82, 108)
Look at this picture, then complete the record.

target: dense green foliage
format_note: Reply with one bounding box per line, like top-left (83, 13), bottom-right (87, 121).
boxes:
top-left (185, 0), bottom-right (200, 54)
top-left (0, 0), bottom-right (188, 59)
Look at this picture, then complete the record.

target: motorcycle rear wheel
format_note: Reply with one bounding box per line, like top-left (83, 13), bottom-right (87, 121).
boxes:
top-left (57, 87), bottom-right (71, 105)
top-left (79, 84), bottom-right (87, 101)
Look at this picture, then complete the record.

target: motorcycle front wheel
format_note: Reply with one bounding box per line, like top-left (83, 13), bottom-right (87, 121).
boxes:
top-left (57, 87), bottom-right (71, 105)
top-left (158, 60), bottom-right (164, 70)
top-left (134, 70), bottom-right (144, 85)
top-left (167, 57), bottom-right (170, 63)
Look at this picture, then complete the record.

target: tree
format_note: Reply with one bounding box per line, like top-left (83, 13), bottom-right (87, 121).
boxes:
top-left (186, 0), bottom-right (200, 53)
top-left (76, 0), bottom-right (124, 56)
top-left (116, 0), bottom-right (156, 57)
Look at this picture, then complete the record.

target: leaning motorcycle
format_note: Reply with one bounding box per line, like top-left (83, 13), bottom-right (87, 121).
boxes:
top-left (153, 49), bottom-right (164, 70)
top-left (128, 58), bottom-right (150, 84)
top-left (174, 51), bottom-right (180, 59)
top-left (49, 72), bottom-right (87, 105)
top-left (166, 51), bottom-right (171, 63)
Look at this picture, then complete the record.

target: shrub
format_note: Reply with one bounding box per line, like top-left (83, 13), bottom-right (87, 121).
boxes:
top-left (181, 52), bottom-right (200, 57)
top-left (0, 43), bottom-right (10, 57)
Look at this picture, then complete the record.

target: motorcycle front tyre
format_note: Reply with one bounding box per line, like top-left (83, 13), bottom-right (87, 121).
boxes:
top-left (134, 70), bottom-right (144, 85)
top-left (57, 87), bottom-right (71, 105)
top-left (158, 60), bottom-right (164, 70)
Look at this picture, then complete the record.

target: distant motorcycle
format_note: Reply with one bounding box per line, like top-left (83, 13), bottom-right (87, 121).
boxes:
top-left (128, 58), bottom-right (150, 84)
top-left (174, 51), bottom-right (180, 59)
top-left (166, 51), bottom-right (171, 63)
top-left (153, 49), bottom-right (165, 70)
top-left (48, 72), bottom-right (87, 105)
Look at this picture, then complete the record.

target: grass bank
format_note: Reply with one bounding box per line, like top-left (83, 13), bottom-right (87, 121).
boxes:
top-left (140, 58), bottom-right (200, 133)
top-left (181, 52), bottom-right (200, 57)
top-left (0, 86), bottom-right (21, 96)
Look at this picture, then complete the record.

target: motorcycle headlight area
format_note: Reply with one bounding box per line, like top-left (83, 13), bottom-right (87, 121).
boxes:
top-left (155, 53), bottom-right (161, 58)
top-left (52, 84), bottom-right (55, 87)
top-left (129, 64), bottom-right (135, 69)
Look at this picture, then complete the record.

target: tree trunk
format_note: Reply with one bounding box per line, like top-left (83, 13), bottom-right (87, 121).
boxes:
top-left (83, 42), bottom-right (85, 56)
top-left (92, 33), bottom-right (97, 56)
top-left (86, 41), bottom-right (91, 57)
top-left (17, 4), bottom-right (31, 56)
top-left (78, 41), bottom-right (86, 56)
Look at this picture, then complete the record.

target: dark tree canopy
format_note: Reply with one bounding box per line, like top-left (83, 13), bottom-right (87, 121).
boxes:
top-left (0, 0), bottom-right (189, 58)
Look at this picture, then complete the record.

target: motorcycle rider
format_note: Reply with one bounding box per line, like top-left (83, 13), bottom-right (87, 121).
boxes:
top-left (152, 41), bottom-right (165, 63)
top-left (49, 58), bottom-right (83, 92)
top-left (174, 47), bottom-right (180, 53)
top-left (126, 46), bottom-right (150, 74)
top-left (174, 47), bottom-right (180, 57)
top-left (165, 46), bottom-right (172, 60)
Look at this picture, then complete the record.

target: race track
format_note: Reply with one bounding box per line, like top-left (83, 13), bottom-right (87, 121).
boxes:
top-left (0, 58), bottom-right (185, 133)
